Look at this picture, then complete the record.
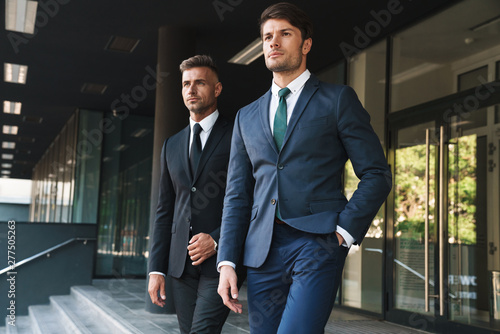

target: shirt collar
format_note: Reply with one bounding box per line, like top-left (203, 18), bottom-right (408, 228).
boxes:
top-left (189, 110), bottom-right (219, 133)
top-left (271, 69), bottom-right (311, 98)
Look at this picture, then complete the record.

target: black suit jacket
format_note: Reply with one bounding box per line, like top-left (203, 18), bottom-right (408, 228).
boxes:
top-left (149, 115), bottom-right (232, 278)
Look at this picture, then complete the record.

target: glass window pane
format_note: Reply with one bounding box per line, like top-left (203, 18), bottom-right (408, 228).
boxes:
top-left (458, 66), bottom-right (488, 91)
top-left (72, 110), bottom-right (102, 223)
top-left (341, 40), bottom-right (386, 314)
top-left (391, 0), bottom-right (500, 112)
top-left (317, 60), bottom-right (346, 85)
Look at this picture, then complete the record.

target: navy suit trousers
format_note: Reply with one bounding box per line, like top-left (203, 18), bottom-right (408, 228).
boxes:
top-left (246, 223), bottom-right (348, 334)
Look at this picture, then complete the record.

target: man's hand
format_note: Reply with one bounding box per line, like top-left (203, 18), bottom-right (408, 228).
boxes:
top-left (335, 231), bottom-right (344, 246)
top-left (148, 274), bottom-right (166, 307)
top-left (187, 233), bottom-right (217, 266)
top-left (217, 265), bottom-right (242, 313)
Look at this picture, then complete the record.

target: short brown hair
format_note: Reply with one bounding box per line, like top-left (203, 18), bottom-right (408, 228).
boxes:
top-left (259, 2), bottom-right (313, 41)
top-left (179, 55), bottom-right (219, 79)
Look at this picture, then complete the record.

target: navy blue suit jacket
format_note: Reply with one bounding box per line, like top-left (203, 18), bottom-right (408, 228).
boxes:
top-left (217, 75), bottom-right (392, 269)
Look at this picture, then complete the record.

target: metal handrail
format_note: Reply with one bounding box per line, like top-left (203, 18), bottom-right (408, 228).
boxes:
top-left (0, 237), bottom-right (96, 275)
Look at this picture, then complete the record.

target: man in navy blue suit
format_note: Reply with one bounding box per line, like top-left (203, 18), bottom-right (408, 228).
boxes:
top-left (217, 3), bottom-right (392, 333)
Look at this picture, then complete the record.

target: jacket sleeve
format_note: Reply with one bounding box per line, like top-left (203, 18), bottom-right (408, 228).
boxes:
top-left (148, 139), bottom-right (176, 273)
top-left (217, 111), bottom-right (254, 265)
top-left (336, 86), bottom-right (392, 244)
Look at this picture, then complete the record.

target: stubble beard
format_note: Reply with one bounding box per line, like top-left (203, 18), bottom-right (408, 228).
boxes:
top-left (265, 45), bottom-right (303, 74)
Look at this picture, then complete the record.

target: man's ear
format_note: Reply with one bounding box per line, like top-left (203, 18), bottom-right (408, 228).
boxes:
top-left (215, 82), bottom-right (223, 97)
top-left (302, 38), bottom-right (312, 55)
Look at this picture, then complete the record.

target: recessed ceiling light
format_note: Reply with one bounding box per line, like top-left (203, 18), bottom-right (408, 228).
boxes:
top-left (16, 136), bottom-right (34, 143)
top-left (5, 0), bottom-right (38, 34)
top-left (16, 148), bottom-right (31, 155)
top-left (1, 163), bottom-right (13, 168)
top-left (2, 154), bottom-right (14, 160)
top-left (228, 38), bottom-right (263, 65)
top-left (2, 142), bottom-right (16, 149)
top-left (1, 170), bottom-right (11, 175)
top-left (3, 101), bottom-right (22, 114)
top-left (131, 128), bottom-right (151, 138)
top-left (105, 36), bottom-right (140, 53)
top-left (4, 63), bottom-right (28, 84)
top-left (81, 83), bottom-right (108, 95)
top-left (114, 144), bottom-right (129, 152)
top-left (22, 115), bottom-right (43, 123)
top-left (3, 125), bottom-right (19, 135)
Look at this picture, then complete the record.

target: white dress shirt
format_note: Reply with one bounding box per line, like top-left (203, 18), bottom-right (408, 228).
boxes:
top-left (189, 110), bottom-right (219, 154)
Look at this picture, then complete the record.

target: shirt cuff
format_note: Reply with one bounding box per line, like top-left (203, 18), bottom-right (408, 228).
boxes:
top-left (217, 261), bottom-right (236, 272)
top-left (336, 226), bottom-right (354, 248)
top-left (149, 271), bottom-right (166, 277)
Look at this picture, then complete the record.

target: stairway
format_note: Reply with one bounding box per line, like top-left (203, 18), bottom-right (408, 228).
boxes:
top-left (1, 279), bottom-right (431, 334)
top-left (1, 282), bottom-right (182, 334)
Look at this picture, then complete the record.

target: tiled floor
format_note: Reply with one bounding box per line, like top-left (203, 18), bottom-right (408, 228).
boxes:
top-left (91, 279), bottom-right (431, 334)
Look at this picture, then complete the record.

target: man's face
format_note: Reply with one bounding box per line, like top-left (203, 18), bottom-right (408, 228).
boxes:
top-left (182, 67), bottom-right (221, 116)
top-left (262, 18), bottom-right (311, 73)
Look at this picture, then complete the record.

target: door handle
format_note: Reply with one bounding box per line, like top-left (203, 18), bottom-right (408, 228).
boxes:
top-left (425, 129), bottom-right (430, 312)
top-left (438, 125), bottom-right (445, 316)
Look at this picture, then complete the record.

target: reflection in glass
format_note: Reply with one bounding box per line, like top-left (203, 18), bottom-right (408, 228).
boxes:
top-left (394, 122), bottom-right (436, 314)
top-left (95, 114), bottom-right (153, 277)
top-left (340, 39), bottom-right (386, 313)
top-left (447, 131), bottom-right (489, 324)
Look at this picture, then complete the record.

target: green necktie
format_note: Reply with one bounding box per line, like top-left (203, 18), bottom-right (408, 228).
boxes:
top-left (273, 87), bottom-right (291, 151)
top-left (273, 87), bottom-right (290, 220)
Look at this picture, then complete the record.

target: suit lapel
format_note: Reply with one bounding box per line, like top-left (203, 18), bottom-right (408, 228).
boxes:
top-left (181, 126), bottom-right (192, 182)
top-left (281, 75), bottom-right (319, 150)
top-left (259, 90), bottom-right (278, 155)
top-left (192, 116), bottom-right (228, 184)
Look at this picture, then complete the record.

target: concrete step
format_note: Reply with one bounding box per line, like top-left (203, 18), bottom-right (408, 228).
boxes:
top-left (29, 304), bottom-right (72, 334)
top-left (4, 315), bottom-right (31, 334)
top-left (71, 285), bottom-right (175, 333)
top-left (50, 295), bottom-right (117, 334)
top-left (2, 282), bottom-right (180, 334)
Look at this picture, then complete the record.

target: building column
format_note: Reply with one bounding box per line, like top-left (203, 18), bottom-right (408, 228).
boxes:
top-left (146, 26), bottom-right (196, 314)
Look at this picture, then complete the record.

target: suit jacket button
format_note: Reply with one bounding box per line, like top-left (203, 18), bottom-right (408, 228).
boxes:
top-left (271, 199), bottom-right (276, 205)
top-left (277, 164), bottom-right (284, 170)
top-left (191, 187), bottom-right (197, 192)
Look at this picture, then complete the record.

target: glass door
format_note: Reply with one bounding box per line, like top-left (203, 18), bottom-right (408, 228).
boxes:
top-left (446, 108), bottom-right (493, 327)
top-left (391, 119), bottom-right (440, 322)
top-left (387, 102), bottom-right (500, 332)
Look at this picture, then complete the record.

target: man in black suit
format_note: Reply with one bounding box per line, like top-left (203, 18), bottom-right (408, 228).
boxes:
top-left (148, 55), bottom-right (235, 334)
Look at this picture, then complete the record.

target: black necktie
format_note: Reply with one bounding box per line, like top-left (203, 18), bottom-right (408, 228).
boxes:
top-left (190, 123), bottom-right (202, 175)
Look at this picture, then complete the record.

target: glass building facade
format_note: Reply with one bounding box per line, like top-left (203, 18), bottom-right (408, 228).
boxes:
top-left (25, 0), bottom-right (500, 332)
top-left (314, 0), bottom-right (500, 332)
top-left (30, 109), bottom-right (153, 277)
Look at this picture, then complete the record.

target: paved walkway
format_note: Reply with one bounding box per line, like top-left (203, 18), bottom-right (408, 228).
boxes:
top-left (92, 279), bottom-right (431, 334)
